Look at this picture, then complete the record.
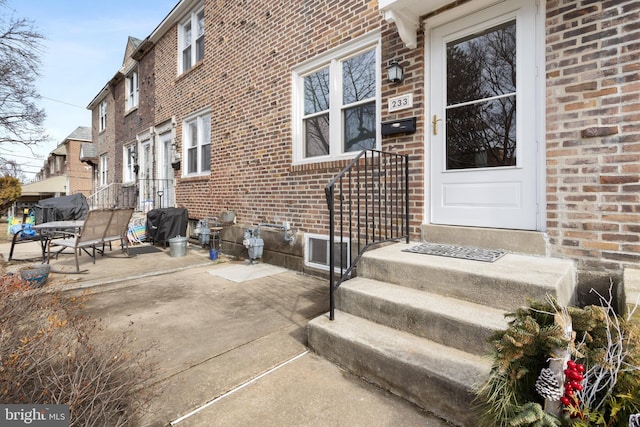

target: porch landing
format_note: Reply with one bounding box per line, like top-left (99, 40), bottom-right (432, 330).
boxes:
top-left (422, 224), bottom-right (549, 256)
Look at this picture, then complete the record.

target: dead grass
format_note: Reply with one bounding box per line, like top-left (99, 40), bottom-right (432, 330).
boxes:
top-left (0, 274), bottom-right (157, 426)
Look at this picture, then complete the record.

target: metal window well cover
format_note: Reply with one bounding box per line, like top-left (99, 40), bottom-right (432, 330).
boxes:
top-left (402, 243), bottom-right (506, 263)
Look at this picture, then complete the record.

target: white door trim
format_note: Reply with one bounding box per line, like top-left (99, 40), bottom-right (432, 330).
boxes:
top-left (422, 0), bottom-right (545, 231)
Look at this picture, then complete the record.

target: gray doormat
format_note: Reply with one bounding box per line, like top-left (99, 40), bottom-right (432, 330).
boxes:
top-left (402, 243), bottom-right (506, 263)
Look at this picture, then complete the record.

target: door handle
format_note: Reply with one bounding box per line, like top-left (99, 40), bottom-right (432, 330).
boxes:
top-left (432, 115), bottom-right (443, 135)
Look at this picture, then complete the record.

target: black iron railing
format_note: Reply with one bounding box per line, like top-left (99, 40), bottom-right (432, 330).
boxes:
top-left (325, 149), bottom-right (410, 320)
top-left (88, 179), bottom-right (174, 211)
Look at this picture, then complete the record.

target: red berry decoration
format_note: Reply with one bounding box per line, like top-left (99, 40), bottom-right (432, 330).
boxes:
top-left (560, 359), bottom-right (585, 420)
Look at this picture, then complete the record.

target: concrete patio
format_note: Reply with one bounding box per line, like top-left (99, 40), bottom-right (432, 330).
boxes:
top-left (1, 238), bottom-right (452, 426)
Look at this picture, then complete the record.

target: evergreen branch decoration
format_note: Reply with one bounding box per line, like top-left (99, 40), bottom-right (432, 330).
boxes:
top-left (509, 402), bottom-right (560, 427)
top-left (475, 288), bottom-right (640, 427)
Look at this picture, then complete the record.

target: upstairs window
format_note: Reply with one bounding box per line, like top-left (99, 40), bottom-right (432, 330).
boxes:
top-left (126, 69), bottom-right (139, 111)
top-left (99, 100), bottom-right (107, 132)
top-left (179, 5), bottom-right (205, 74)
top-left (292, 33), bottom-right (380, 164)
top-left (182, 110), bottom-right (211, 177)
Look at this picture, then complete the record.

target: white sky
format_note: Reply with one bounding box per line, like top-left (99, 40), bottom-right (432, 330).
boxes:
top-left (4, 0), bottom-right (177, 180)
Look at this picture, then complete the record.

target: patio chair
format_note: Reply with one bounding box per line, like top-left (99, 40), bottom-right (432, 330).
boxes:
top-left (46, 208), bottom-right (113, 273)
top-left (101, 207), bottom-right (134, 256)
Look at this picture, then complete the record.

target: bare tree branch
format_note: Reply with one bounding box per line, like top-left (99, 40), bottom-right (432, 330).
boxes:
top-left (0, 0), bottom-right (48, 157)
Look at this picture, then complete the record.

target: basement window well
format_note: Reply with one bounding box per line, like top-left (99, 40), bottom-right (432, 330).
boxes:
top-left (305, 233), bottom-right (350, 272)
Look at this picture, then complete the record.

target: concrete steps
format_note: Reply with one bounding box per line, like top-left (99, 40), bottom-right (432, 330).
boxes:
top-left (308, 241), bottom-right (576, 426)
top-left (335, 277), bottom-right (508, 356)
top-left (308, 310), bottom-right (490, 427)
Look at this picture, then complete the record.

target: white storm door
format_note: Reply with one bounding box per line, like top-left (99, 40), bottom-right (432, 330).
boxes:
top-left (140, 140), bottom-right (153, 211)
top-left (429, 0), bottom-right (538, 230)
top-left (158, 131), bottom-right (175, 208)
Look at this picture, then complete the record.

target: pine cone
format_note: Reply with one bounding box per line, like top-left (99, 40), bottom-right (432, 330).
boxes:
top-left (535, 367), bottom-right (562, 401)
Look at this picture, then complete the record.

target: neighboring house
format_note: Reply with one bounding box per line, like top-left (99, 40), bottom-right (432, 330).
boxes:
top-left (87, 36), bottom-right (162, 210)
top-left (87, 0), bottom-right (639, 299)
top-left (18, 126), bottom-right (94, 207)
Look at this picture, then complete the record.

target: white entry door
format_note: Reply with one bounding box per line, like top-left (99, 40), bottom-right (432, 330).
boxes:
top-left (139, 140), bottom-right (153, 212)
top-left (158, 131), bottom-right (175, 208)
top-left (429, 0), bottom-right (539, 230)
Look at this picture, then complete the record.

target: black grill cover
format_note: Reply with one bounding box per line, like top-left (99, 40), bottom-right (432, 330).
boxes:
top-left (146, 208), bottom-right (188, 246)
top-left (34, 194), bottom-right (89, 223)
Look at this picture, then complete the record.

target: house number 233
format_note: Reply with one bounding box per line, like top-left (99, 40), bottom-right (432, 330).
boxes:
top-left (388, 94), bottom-right (413, 112)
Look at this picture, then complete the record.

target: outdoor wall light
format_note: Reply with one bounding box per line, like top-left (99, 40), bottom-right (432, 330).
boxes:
top-left (386, 60), bottom-right (404, 84)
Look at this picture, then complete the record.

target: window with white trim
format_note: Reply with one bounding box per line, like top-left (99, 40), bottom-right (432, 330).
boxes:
top-left (305, 234), bottom-right (350, 272)
top-left (293, 34), bottom-right (380, 164)
top-left (182, 111), bottom-right (211, 177)
top-left (123, 144), bottom-right (136, 183)
top-left (99, 100), bottom-right (107, 132)
top-left (178, 4), bottom-right (204, 74)
top-left (99, 154), bottom-right (108, 187)
top-left (126, 69), bottom-right (139, 111)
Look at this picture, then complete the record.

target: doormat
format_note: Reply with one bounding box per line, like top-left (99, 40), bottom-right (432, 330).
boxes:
top-left (402, 243), bottom-right (506, 263)
top-left (128, 245), bottom-right (163, 255)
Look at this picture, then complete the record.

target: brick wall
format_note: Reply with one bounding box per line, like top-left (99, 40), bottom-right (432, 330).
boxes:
top-left (116, 51), bottom-right (156, 183)
top-left (93, 91), bottom-right (117, 185)
top-left (546, 0), bottom-right (640, 286)
top-left (154, 0), bottom-right (408, 236)
top-left (66, 140), bottom-right (93, 197)
top-left (93, 0), bottom-right (640, 282)
top-left (381, 25), bottom-right (425, 238)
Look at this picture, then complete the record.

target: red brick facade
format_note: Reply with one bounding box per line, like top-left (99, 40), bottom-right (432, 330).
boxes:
top-left (65, 139), bottom-right (93, 197)
top-left (34, 129), bottom-right (93, 198)
top-left (545, 0), bottom-right (640, 284)
top-left (89, 0), bottom-right (639, 286)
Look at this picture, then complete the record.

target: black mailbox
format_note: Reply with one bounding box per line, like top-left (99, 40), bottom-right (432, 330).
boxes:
top-left (381, 117), bottom-right (416, 136)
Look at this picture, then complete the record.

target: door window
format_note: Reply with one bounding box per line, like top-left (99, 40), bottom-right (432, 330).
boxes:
top-left (446, 21), bottom-right (517, 170)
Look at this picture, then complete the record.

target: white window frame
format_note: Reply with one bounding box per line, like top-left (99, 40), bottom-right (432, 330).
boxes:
top-left (182, 109), bottom-right (211, 177)
top-left (292, 32), bottom-right (381, 165)
top-left (99, 100), bottom-right (107, 132)
top-left (99, 154), bottom-right (108, 187)
top-left (126, 69), bottom-right (139, 111)
top-left (123, 144), bottom-right (137, 183)
top-left (178, 3), bottom-right (205, 74)
top-left (304, 233), bottom-right (351, 273)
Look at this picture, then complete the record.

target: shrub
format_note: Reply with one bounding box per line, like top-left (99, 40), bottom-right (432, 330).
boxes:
top-left (0, 274), bottom-right (156, 426)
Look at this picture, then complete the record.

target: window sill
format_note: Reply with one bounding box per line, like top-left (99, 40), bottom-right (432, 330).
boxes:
top-left (179, 173), bottom-right (209, 182)
top-left (125, 106), bottom-right (138, 117)
top-left (176, 60), bottom-right (204, 82)
top-left (290, 157), bottom-right (356, 174)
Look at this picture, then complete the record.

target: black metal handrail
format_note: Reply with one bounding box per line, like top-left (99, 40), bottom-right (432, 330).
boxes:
top-left (88, 179), bottom-right (174, 211)
top-left (325, 149), bottom-right (410, 320)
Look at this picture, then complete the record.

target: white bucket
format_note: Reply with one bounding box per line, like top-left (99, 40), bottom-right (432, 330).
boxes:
top-left (168, 236), bottom-right (188, 257)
